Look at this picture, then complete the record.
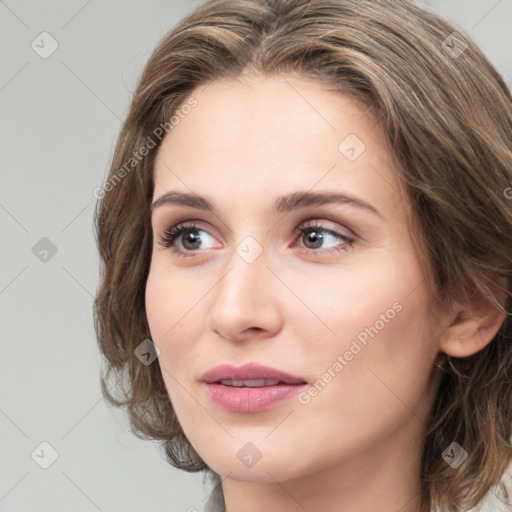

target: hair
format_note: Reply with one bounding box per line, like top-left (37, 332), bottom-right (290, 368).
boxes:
top-left (92, 0), bottom-right (512, 510)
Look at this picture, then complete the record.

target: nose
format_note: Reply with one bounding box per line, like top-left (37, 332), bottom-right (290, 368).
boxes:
top-left (206, 245), bottom-right (283, 343)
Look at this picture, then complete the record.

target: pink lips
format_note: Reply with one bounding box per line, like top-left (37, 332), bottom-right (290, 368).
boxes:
top-left (201, 363), bottom-right (308, 413)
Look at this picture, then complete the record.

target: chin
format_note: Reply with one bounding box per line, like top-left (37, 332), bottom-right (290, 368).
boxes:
top-left (205, 450), bottom-right (308, 484)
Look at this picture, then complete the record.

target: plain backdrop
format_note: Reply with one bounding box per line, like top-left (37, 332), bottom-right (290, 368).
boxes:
top-left (1, 1), bottom-right (511, 511)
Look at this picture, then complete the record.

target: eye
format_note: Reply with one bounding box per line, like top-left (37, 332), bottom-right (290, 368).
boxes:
top-left (293, 221), bottom-right (355, 255)
top-left (158, 221), bottom-right (219, 256)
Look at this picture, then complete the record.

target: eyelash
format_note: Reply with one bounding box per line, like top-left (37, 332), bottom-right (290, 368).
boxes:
top-left (157, 220), bottom-right (355, 258)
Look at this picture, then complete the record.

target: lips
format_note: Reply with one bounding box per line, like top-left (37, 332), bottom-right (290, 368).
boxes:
top-left (201, 363), bottom-right (308, 413)
top-left (200, 362), bottom-right (307, 385)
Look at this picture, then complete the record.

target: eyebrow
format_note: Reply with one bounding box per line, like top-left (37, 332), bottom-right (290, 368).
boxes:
top-left (150, 190), bottom-right (383, 218)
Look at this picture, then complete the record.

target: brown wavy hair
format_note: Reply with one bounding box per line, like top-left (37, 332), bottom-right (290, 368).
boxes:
top-left (92, 0), bottom-right (512, 510)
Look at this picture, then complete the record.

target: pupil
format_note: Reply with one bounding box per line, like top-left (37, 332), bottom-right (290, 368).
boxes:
top-left (305, 231), bottom-right (323, 249)
top-left (183, 230), bottom-right (201, 249)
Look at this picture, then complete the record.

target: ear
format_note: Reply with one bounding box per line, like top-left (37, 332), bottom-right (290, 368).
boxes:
top-left (439, 283), bottom-right (508, 358)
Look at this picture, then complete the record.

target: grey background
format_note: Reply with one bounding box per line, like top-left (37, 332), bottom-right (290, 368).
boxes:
top-left (1, 1), bottom-right (511, 511)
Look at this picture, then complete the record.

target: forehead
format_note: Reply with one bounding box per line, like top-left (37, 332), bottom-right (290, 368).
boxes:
top-left (152, 74), bottom-right (402, 220)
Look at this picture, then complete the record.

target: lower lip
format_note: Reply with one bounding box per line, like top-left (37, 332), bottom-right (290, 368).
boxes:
top-left (203, 383), bottom-right (307, 413)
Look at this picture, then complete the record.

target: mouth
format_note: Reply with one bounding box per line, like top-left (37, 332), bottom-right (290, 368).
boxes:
top-left (200, 362), bottom-right (307, 386)
top-left (214, 378), bottom-right (301, 387)
top-left (200, 363), bottom-right (308, 413)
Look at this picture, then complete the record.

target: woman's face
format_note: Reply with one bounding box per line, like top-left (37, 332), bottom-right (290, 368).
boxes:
top-left (146, 74), bottom-right (447, 483)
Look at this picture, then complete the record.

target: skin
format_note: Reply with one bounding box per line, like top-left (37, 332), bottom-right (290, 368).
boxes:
top-left (145, 74), bottom-right (506, 512)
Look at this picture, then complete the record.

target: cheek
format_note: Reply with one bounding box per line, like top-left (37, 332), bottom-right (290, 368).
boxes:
top-left (144, 266), bottom-right (206, 391)
top-left (145, 260), bottom-right (203, 343)
top-left (285, 246), bottom-right (428, 355)
top-left (297, 253), bottom-right (435, 437)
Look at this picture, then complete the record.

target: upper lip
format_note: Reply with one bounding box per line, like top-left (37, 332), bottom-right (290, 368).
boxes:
top-left (201, 363), bottom-right (307, 384)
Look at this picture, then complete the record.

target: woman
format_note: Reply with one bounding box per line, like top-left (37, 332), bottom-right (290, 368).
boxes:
top-left (93, 1), bottom-right (512, 511)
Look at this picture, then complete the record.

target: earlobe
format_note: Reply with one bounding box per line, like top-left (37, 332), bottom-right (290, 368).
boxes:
top-left (440, 293), bottom-right (508, 359)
